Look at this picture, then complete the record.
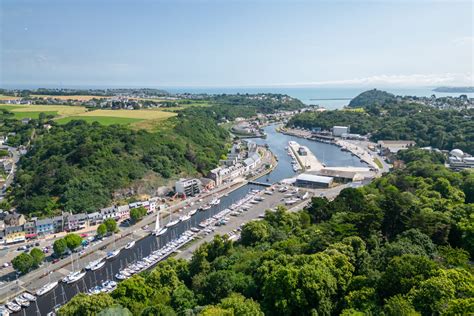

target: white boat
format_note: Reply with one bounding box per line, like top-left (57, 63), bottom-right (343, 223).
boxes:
top-left (210, 198), bottom-right (220, 205)
top-left (85, 259), bottom-right (102, 270)
top-left (21, 292), bottom-right (36, 301)
top-left (166, 219), bottom-right (179, 228)
top-left (14, 297), bottom-right (29, 307)
top-left (5, 302), bottom-right (20, 313)
top-left (36, 281), bottom-right (58, 296)
top-left (66, 271), bottom-right (86, 284)
top-left (285, 199), bottom-right (298, 205)
top-left (200, 205), bottom-right (211, 211)
top-left (107, 249), bottom-right (121, 259)
top-left (88, 286), bottom-right (102, 295)
top-left (156, 227), bottom-right (168, 236)
top-left (125, 240), bottom-right (136, 249)
top-left (90, 260), bottom-right (106, 271)
top-left (264, 190), bottom-right (273, 195)
top-left (115, 273), bottom-right (127, 280)
top-left (179, 214), bottom-right (191, 222)
top-left (188, 209), bottom-right (197, 216)
top-left (0, 305), bottom-right (9, 316)
top-left (301, 192), bottom-right (309, 200)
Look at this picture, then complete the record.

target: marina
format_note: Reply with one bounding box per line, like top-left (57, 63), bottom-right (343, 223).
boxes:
top-left (4, 125), bottom-right (368, 315)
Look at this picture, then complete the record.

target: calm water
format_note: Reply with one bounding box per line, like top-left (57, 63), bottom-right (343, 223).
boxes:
top-left (24, 125), bottom-right (365, 315)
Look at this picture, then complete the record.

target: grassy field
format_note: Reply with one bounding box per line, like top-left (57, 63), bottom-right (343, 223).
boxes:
top-left (56, 109), bottom-right (177, 128)
top-left (0, 95), bottom-right (21, 100)
top-left (0, 104), bottom-right (179, 129)
top-left (0, 104), bottom-right (88, 116)
top-left (56, 116), bottom-right (143, 126)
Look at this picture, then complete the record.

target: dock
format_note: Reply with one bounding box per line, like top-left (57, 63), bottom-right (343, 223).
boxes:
top-left (288, 141), bottom-right (324, 172)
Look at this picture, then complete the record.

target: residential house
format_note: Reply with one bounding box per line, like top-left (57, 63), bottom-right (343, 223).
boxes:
top-left (100, 206), bottom-right (118, 220)
top-left (36, 218), bottom-right (54, 236)
top-left (5, 225), bottom-right (25, 244)
top-left (24, 220), bottom-right (37, 239)
top-left (117, 205), bottom-right (130, 221)
top-left (87, 212), bottom-right (102, 225)
top-left (65, 213), bottom-right (88, 231)
top-left (53, 215), bottom-right (65, 233)
top-left (4, 213), bottom-right (26, 226)
top-left (200, 178), bottom-right (215, 191)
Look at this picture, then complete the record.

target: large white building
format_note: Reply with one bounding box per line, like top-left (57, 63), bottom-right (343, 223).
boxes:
top-left (175, 178), bottom-right (201, 197)
top-left (332, 126), bottom-right (349, 137)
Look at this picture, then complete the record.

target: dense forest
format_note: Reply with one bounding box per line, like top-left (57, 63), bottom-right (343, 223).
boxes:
top-left (348, 89), bottom-right (396, 108)
top-left (6, 95), bottom-right (303, 217)
top-left (9, 107), bottom-right (229, 216)
top-left (57, 150), bottom-right (474, 315)
top-left (287, 100), bottom-right (474, 153)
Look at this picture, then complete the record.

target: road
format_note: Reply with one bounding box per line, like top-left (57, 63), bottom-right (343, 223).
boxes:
top-left (0, 147), bottom-right (277, 302)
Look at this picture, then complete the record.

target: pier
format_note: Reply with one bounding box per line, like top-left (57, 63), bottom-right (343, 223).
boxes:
top-left (247, 181), bottom-right (272, 187)
top-left (288, 141), bottom-right (324, 172)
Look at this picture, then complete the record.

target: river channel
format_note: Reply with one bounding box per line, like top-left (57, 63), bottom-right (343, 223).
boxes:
top-left (23, 124), bottom-right (366, 315)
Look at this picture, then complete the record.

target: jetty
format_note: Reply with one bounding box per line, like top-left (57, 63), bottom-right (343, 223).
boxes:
top-left (288, 141), bottom-right (324, 172)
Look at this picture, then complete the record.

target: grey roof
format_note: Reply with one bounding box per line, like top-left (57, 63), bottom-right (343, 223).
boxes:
top-left (296, 173), bottom-right (333, 184)
top-left (117, 205), bottom-right (130, 212)
top-left (100, 206), bottom-right (116, 214)
top-left (88, 212), bottom-right (101, 219)
top-left (36, 218), bottom-right (54, 226)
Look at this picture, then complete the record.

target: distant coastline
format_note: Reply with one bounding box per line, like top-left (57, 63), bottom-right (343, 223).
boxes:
top-left (433, 86), bottom-right (474, 93)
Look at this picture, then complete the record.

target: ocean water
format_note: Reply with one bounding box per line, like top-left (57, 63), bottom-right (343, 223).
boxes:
top-left (166, 86), bottom-right (474, 110)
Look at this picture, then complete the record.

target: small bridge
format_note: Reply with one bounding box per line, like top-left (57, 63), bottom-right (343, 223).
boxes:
top-left (248, 181), bottom-right (272, 187)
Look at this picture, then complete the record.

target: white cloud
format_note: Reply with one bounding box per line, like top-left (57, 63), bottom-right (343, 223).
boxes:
top-left (270, 73), bottom-right (474, 87)
top-left (453, 36), bottom-right (474, 46)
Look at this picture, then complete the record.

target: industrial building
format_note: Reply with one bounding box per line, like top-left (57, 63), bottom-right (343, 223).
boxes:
top-left (316, 169), bottom-right (365, 183)
top-left (448, 149), bottom-right (474, 169)
top-left (377, 140), bottom-right (416, 155)
top-left (332, 126), bottom-right (349, 137)
top-left (295, 173), bottom-right (333, 188)
top-left (175, 178), bottom-right (201, 197)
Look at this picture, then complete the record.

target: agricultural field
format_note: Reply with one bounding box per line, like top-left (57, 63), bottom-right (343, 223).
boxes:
top-left (56, 109), bottom-right (177, 129)
top-left (0, 104), bottom-right (88, 116)
top-left (0, 94), bottom-right (21, 100)
top-left (0, 104), bottom-right (178, 129)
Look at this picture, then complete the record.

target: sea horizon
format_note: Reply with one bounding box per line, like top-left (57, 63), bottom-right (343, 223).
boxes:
top-left (2, 84), bottom-right (472, 109)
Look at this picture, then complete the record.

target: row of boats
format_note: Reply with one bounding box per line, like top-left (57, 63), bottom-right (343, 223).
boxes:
top-left (1, 292), bottom-right (36, 313)
top-left (2, 194), bottom-right (226, 315)
top-left (153, 198), bottom-right (220, 236)
top-left (115, 230), bottom-right (195, 281)
top-left (286, 145), bottom-right (302, 172)
top-left (7, 239), bottom-right (138, 314)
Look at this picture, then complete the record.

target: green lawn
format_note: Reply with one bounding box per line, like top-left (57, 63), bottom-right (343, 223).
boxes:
top-left (374, 157), bottom-right (384, 169)
top-left (56, 116), bottom-right (144, 126)
top-left (11, 111), bottom-right (58, 119)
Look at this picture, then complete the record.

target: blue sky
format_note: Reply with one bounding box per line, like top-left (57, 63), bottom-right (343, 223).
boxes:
top-left (1, 0), bottom-right (473, 88)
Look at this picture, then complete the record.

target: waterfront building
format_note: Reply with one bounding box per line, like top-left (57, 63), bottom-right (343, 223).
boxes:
top-left (87, 212), bottom-right (102, 225)
top-left (332, 126), bottom-right (349, 137)
top-left (175, 178), bottom-right (201, 197)
top-left (36, 218), bottom-right (54, 236)
top-left (295, 173), bottom-right (333, 188)
top-left (117, 205), bottom-right (130, 220)
top-left (5, 225), bottom-right (25, 244)
top-left (65, 213), bottom-right (88, 231)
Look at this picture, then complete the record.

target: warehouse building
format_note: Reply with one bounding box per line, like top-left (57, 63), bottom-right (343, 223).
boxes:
top-left (295, 173), bottom-right (333, 188)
